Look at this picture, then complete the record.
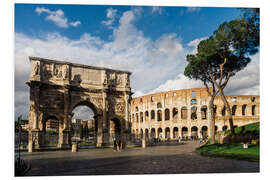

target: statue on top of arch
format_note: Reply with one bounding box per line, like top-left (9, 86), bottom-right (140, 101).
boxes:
top-left (34, 62), bottom-right (40, 75)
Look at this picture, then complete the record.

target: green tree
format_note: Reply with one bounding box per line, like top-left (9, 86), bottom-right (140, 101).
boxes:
top-left (77, 124), bottom-right (83, 139)
top-left (185, 12), bottom-right (259, 143)
top-left (84, 124), bottom-right (89, 138)
top-left (185, 41), bottom-right (221, 144)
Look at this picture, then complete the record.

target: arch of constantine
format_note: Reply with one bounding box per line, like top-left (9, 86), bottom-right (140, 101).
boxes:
top-left (130, 88), bottom-right (260, 140)
top-left (27, 57), bottom-right (131, 152)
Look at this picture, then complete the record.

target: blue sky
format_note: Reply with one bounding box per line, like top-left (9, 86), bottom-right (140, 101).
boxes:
top-left (15, 4), bottom-right (242, 43)
top-left (14, 4), bottom-right (259, 119)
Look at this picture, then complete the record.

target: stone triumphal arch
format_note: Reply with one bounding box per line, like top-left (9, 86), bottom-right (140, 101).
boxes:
top-left (27, 57), bottom-right (131, 152)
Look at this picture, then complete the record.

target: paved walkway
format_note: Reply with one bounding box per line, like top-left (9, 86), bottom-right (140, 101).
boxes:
top-left (21, 141), bottom-right (259, 176)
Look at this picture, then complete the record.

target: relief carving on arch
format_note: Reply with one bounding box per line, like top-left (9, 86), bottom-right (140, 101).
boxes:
top-left (90, 96), bottom-right (103, 109)
top-left (53, 64), bottom-right (63, 78)
top-left (109, 73), bottom-right (116, 86)
top-left (63, 65), bottom-right (69, 79)
top-left (41, 95), bottom-right (64, 109)
top-left (116, 74), bottom-right (123, 86)
top-left (115, 102), bottom-right (125, 113)
top-left (43, 63), bottom-right (53, 78)
top-left (108, 96), bottom-right (125, 113)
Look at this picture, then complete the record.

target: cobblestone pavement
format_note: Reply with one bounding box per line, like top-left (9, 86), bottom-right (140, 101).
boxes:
top-left (21, 141), bottom-right (259, 176)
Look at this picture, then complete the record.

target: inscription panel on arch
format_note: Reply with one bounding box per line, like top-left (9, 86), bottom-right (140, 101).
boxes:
top-left (71, 66), bottom-right (101, 85)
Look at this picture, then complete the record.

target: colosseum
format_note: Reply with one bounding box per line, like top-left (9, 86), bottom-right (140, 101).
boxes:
top-left (130, 88), bottom-right (259, 140)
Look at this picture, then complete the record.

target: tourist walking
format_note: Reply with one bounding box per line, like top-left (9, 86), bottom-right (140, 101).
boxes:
top-left (113, 137), bottom-right (117, 151)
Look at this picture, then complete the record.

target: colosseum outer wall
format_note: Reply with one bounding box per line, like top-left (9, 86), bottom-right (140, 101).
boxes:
top-left (130, 88), bottom-right (260, 140)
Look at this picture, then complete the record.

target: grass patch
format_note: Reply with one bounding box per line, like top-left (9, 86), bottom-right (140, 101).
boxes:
top-left (198, 122), bottom-right (260, 161)
top-left (225, 122), bottom-right (260, 136)
top-left (79, 141), bottom-right (95, 146)
top-left (198, 143), bottom-right (259, 162)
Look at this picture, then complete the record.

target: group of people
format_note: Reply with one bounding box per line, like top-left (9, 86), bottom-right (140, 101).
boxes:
top-left (113, 137), bottom-right (122, 151)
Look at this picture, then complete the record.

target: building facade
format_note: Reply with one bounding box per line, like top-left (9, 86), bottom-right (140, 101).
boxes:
top-left (130, 88), bottom-right (260, 140)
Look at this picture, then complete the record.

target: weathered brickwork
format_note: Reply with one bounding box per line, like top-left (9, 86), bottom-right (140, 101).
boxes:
top-left (130, 88), bottom-right (260, 140)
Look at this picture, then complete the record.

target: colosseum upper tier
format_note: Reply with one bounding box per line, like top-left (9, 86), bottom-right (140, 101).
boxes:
top-left (130, 88), bottom-right (260, 140)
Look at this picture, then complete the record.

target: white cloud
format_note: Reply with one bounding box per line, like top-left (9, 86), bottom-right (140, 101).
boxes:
top-left (35, 7), bottom-right (81, 28)
top-left (150, 54), bottom-right (260, 96)
top-left (151, 6), bottom-right (163, 15)
top-left (149, 74), bottom-right (203, 94)
top-left (69, 21), bottom-right (81, 27)
top-left (186, 7), bottom-right (201, 13)
top-left (187, 36), bottom-right (208, 54)
top-left (223, 53), bottom-right (260, 95)
top-left (151, 33), bottom-right (184, 59)
top-left (102, 8), bottom-right (118, 27)
top-left (132, 91), bottom-right (145, 98)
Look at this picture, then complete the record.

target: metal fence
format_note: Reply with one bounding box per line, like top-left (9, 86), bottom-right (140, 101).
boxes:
top-left (15, 132), bottom-right (28, 150)
top-left (44, 132), bottom-right (59, 147)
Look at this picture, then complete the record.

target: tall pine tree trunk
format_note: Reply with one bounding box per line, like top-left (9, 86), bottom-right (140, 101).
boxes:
top-left (219, 89), bottom-right (236, 142)
top-left (209, 96), bottom-right (216, 144)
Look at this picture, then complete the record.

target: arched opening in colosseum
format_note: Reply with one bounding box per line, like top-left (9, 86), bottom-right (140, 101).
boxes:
top-left (136, 113), bottom-right (138, 122)
top-left (135, 129), bottom-right (138, 138)
top-left (151, 110), bottom-right (155, 121)
top-left (215, 125), bottom-right (218, 133)
top-left (222, 125), bottom-right (228, 131)
top-left (201, 126), bottom-right (208, 137)
top-left (232, 105), bottom-right (237, 116)
top-left (191, 106), bottom-right (197, 120)
top-left (181, 107), bottom-right (187, 119)
top-left (158, 128), bottom-right (163, 139)
top-left (132, 114), bottom-right (134, 123)
top-left (140, 112), bottom-right (143, 122)
top-left (222, 106), bottom-right (226, 116)
top-left (151, 128), bottom-right (156, 138)
top-left (191, 126), bottom-right (198, 138)
top-left (42, 115), bottom-right (59, 147)
top-left (165, 127), bottom-right (170, 139)
top-left (165, 108), bottom-right (170, 121)
top-left (173, 127), bottom-right (178, 139)
top-left (201, 105), bottom-right (207, 120)
top-left (157, 102), bottom-right (162, 108)
top-left (172, 108), bottom-right (178, 122)
top-left (145, 129), bottom-right (149, 139)
top-left (135, 106), bottom-right (139, 111)
top-left (242, 104), bottom-right (247, 116)
top-left (213, 105), bottom-right (217, 115)
top-left (181, 127), bottom-right (188, 138)
top-left (252, 105), bottom-right (256, 116)
top-left (145, 111), bottom-right (149, 121)
top-left (234, 125), bottom-right (238, 129)
top-left (140, 129), bottom-right (143, 139)
top-left (190, 99), bottom-right (197, 105)
top-left (110, 118), bottom-right (121, 142)
top-left (157, 110), bottom-right (162, 121)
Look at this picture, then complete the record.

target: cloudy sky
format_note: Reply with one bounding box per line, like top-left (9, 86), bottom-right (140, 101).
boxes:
top-left (14, 4), bottom-right (259, 120)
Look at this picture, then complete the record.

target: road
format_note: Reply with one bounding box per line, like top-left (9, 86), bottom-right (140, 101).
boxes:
top-left (21, 141), bottom-right (259, 176)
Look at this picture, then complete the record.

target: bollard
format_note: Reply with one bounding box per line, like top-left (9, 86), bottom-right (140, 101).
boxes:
top-left (142, 138), bottom-right (146, 148)
top-left (72, 142), bottom-right (78, 152)
top-left (28, 142), bottom-right (33, 153)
